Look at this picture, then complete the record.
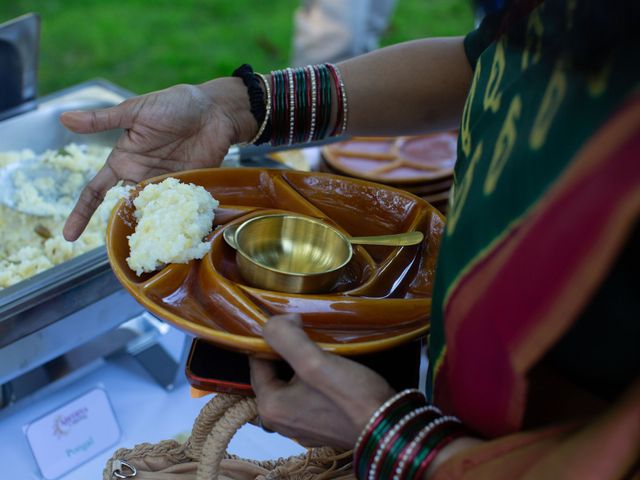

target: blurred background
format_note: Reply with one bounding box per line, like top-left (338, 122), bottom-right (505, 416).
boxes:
top-left (3, 0), bottom-right (473, 95)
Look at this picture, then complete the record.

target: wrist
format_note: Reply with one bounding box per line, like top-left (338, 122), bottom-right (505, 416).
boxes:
top-left (198, 77), bottom-right (258, 145)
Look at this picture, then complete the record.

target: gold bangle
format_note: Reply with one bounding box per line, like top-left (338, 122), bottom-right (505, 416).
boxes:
top-left (248, 72), bottom-right (272, 145)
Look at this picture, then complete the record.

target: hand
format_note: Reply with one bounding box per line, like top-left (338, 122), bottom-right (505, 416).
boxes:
top-left (249, 314), bottom-right (396, 449)
top-left (60, 77), bottom-right (256, 241)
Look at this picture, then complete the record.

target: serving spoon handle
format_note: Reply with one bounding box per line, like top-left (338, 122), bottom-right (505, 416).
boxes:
top-left (223, 223), bottom-right (423, 249)
top-left (349, 230), bottom-right (423, 246)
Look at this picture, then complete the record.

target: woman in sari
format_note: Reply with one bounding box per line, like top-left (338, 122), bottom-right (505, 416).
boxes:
top-left (62, 0), bottom-right (639, 477)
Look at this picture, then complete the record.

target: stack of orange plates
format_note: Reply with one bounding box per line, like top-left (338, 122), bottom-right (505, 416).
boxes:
top-left (320, 132), bottom-right (457, 213)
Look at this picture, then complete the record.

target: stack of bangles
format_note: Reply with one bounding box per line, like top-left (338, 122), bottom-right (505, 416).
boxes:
top-left (232, 63), bottom-right (348, 146)
top-left (353, 389), bottom-right (469, 479)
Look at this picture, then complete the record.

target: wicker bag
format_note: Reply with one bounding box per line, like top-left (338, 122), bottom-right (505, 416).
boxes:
top-left (104, 394), bottom-right (354, 480)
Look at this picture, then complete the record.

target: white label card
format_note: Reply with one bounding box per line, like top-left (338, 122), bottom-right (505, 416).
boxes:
top-left (25, 388), bottom-right (121, 479)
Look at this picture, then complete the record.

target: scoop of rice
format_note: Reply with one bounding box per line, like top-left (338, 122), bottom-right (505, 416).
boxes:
top-left (126, 177), bottom-right (219, 275)
top-left (97, 181), bottom-right (135, 224)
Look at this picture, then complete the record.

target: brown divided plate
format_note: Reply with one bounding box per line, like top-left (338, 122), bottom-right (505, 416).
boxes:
top-left (322, 132), bottom-right (457, 185)
top-left (106, 168), bottom-right (444, 357)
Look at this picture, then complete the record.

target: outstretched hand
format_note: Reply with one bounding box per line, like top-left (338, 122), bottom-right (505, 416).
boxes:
top-left (249, 314), bottom-right (396, 449)
top-left (60, 78), bottom-right (255, 241)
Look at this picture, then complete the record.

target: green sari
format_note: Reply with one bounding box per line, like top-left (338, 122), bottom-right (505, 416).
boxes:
top-left (426, 1), bottom-right (640, 472)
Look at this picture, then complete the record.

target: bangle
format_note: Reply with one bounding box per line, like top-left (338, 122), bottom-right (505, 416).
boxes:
top-left (326, 63), bottom-right (348, 136)
top-left (271, 71), bottom-right (284, 145)
top-left (251, 73), bottom-right (271, 145)
top-left (395, 416), bottom-right (465, 479)
top-left (243, 63), bottom-right (349, 146)
top-left (370, 406), bottom-right (441, 480)
top-left (306, 65), bottom-right (317, 142)
top-left (232, 64), bottom-right (267, 145)
top-left (286, 67), bottom-right (295, 145)
top-left (353, 389), bottom-right (470, 480)
top-left (354, 389), bottom-right (427, 479)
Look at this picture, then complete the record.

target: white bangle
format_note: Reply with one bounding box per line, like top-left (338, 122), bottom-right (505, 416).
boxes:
top-left (286, 67), bottom-right (295, 145)
top-left (306, 65), bottom-right (317, 143)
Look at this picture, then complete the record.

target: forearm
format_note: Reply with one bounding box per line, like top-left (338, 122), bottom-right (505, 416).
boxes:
top-left (224, 37), bottom-right (473, 144)
top-left (338, 36), bottom-right (473, 136)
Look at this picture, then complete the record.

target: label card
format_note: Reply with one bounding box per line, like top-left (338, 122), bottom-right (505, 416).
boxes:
top-left (25, 388), bottom-right (121, 479)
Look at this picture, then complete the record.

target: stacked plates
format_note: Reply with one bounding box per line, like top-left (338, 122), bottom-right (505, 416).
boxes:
top-left (320, 132), bottom-right (457, 213)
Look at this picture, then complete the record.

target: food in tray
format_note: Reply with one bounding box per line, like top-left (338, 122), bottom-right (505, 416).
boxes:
top-left (10, 144), bottom-right (106, 216)
top-left (126, 177), bottom-right (219, 276)
top-left (0, 144), bottom-right (125, 290)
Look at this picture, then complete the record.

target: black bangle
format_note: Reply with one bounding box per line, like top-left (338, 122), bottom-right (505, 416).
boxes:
top-left (232, 64), bottom-right (269, 144)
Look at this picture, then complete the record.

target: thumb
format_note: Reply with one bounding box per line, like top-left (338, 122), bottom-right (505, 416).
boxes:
top-left (60, 102), bottom-right (133, 133)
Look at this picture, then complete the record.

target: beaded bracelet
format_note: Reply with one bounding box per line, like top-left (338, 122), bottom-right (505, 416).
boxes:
top-left (353, 389), bottom-right (470, 480)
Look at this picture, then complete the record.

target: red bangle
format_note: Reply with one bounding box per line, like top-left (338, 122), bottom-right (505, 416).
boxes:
top-left (326, 64), bottom-right (343, 137)
top-left (326, 63), bottom-right (347, 137)
top-left (395, 417), bottom-right (466, 479)
top-left (354, 390), bottom-right (428, 479)
top-left (414, 432), bottom-right (465, 478)
top-left (369, 406), bottom-right (441, 479)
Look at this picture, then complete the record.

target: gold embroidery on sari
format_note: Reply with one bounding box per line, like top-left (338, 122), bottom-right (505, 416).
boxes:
top-left (483, 40), bottom-right (506, 113)
top-left (587, 60), bottom-right (613, 98)
top-left (521, 9), bottom-right (543, 71)
top-left (530, 61), bottom-right (567, 150)
top-left (448, 142), bottom-right (484, 235)
top-left (484, 95), bottom-right (522, 194)
top-left (461, 60), bottom-right (482, 157)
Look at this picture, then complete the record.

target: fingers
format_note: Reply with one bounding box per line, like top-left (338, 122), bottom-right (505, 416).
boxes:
top-left (249, 356), bottom-right (285, 398)
top-left (60, 102), bottom-right (133, 134)
top-left (261, 314), bottom-right (331, 382)
top-left (261, 315), bottom-right (394, 408)
top-left (63, 164), bottom-right (119, 241)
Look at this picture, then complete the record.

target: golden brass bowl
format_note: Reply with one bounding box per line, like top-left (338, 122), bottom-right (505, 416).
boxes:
top-left (234, 214), bottom-right (352, 293)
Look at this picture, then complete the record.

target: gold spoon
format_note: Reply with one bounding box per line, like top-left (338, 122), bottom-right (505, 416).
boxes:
top-left (223, 220), bottom-right (423, 250)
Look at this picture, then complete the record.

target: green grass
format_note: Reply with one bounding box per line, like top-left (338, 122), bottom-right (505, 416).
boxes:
top-left (4, 0), bottom-right (473, 95)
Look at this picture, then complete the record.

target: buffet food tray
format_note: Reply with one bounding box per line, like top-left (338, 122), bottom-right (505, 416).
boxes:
top-left (0, 79), bottom-right (134, 348)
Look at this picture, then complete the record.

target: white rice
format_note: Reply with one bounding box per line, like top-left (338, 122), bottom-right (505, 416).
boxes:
top-left (0, 144), bottom-right (128, 290)
top-left (126, 177), bottom-right (219, 276)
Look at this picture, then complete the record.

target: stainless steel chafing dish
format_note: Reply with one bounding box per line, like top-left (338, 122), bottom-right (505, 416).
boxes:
top-left (0, 79), bottom-right (171, 398)
top-left (0, 14), bottom-right (187, 406)
top-left (0, 79), bottom-right (134, 344)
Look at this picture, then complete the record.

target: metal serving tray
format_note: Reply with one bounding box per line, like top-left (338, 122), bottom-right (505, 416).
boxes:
top-left (0, 79), bottom-right (134, 348)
